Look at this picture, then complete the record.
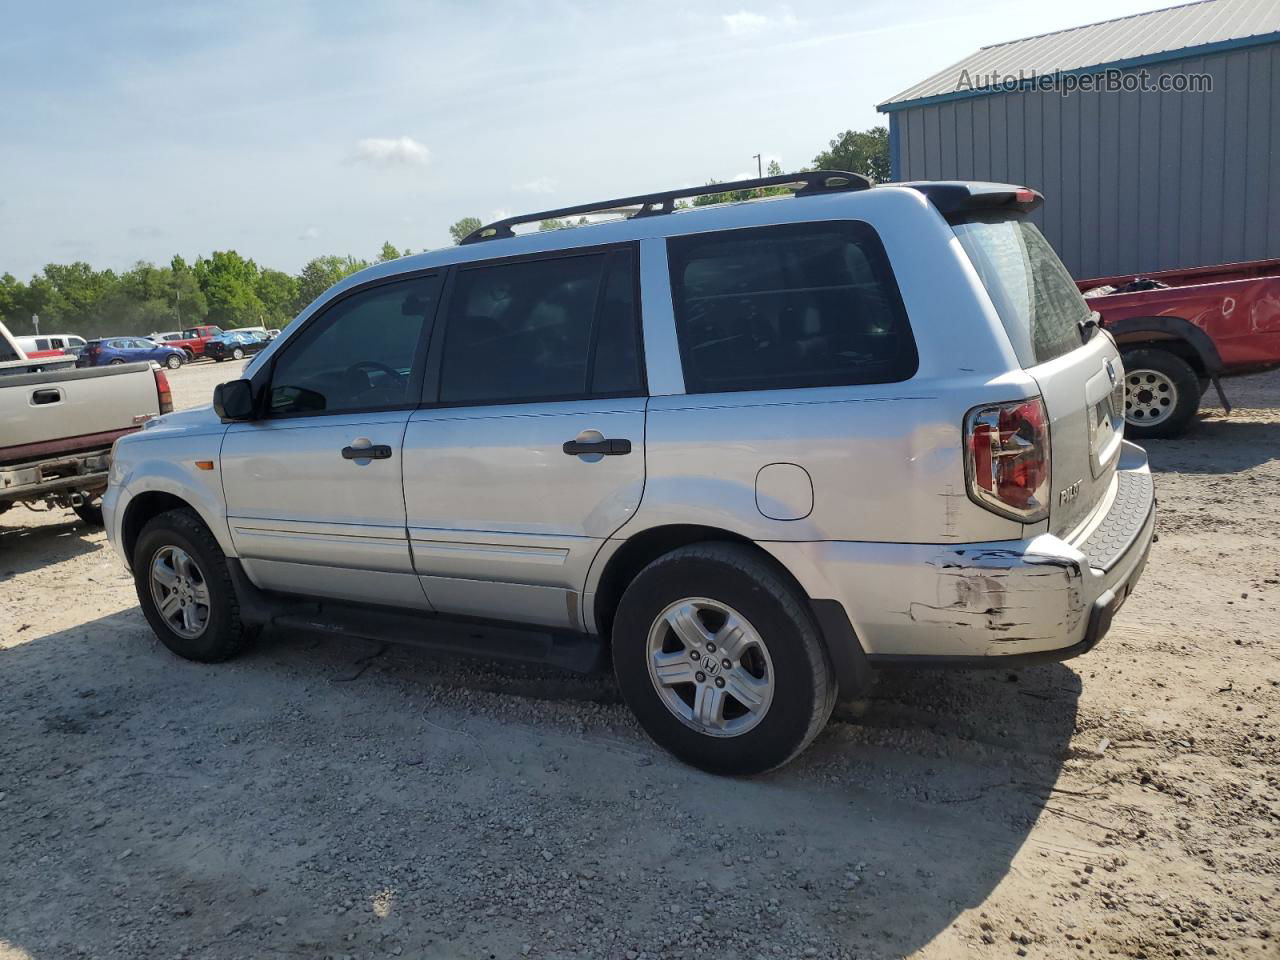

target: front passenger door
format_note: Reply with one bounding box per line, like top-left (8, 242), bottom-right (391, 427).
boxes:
top-left (220, 274), bottom-right (442, 608)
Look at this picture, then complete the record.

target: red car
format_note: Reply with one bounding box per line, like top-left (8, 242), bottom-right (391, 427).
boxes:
top-left (163, 324), bottom-right (224, 360)
top-left (1078, 258), bottom-right (1280, 438)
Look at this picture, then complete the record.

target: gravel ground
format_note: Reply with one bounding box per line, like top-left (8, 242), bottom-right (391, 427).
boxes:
top-left (1, 360), bottom-right (1277, 960)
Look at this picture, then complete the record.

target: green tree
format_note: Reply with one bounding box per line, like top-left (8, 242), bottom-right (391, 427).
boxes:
top-left (0, 273), bottom-right (23, 326)
top-left (448, 217), bottom-right (482, 245)
top-left (692, 160), bottom-right (793, 207)
top-left (377, 242), bottom-right (403, 263)
top-left (255, 268), bottom-right (300, 326)
top-left (811, 126), bottom-right (890, 182)
top-left (293, 255), bottom-right (368, 312)
top-left (538, 216), bottom-right (589, 231)
top-left (195, 250), bottom-right (265, 328)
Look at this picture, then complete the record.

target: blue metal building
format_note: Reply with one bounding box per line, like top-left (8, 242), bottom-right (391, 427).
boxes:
top-left (877, 0), bottom-right (1280, 278)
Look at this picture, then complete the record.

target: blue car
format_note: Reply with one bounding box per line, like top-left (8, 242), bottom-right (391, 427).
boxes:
top-left (85, 337), bottom-right (186, 369)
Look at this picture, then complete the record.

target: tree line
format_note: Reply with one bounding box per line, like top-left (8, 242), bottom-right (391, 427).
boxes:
top-left (0, 127), bottom-right (887, 340)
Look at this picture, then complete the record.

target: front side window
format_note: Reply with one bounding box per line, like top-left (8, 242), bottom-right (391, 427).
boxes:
top-left (667, 221), bottom-right (917, 394)
top-left (438, 248), bottom-right (642, 405)
top-left (952, 217), bottom-right (1088, 367)
top-left (269, 275), bottom-right (441, 415)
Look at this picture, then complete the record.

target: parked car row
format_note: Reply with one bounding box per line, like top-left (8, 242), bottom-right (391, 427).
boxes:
top-left (10, 327), bottom-right (279, 369)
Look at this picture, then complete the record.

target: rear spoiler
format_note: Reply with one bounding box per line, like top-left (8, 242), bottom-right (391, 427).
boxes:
top-left (898, 181), bottom-right (1044, 218)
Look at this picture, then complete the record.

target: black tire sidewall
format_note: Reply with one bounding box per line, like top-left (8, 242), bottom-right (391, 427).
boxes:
top-left (1122, 347), bottom-right (1200, 439)
top-left (613, 551), bottom-right (829, 775)
top-left (166, 354), bottom-right (182, 369)
top-left (133, 513), bottom-right (240, 662)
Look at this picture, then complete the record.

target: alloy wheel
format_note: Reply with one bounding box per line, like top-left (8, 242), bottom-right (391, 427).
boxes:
top-left (645, 597), bottom-right (775, 737)
top-left (149, 545), bottom-right (211, 639)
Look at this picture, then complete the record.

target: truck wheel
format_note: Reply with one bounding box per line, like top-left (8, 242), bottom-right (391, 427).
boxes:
top-left (72, 500), bottom-right (104, 526)
top-left (1121, 348), bottom-right (1201, 439)
top-left (612, 543), bottom-right (836, 775)
top-left (165, 354), bottom-right (182, 369)
top-left (133, 508), bottom-right (253, 663)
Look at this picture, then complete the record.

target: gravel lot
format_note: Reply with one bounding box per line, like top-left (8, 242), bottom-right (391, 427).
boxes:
top-left (1, 360), bottom-right (1277, 960)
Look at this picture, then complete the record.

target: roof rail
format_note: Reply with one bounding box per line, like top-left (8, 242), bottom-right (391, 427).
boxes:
top-left (460, 169), bottom-right (874, 244)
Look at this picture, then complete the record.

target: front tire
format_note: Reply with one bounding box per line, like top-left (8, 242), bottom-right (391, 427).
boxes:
top-left (133, 508), bottom-right (252, 662)
top-left (165, 353), bottom-right (182, 369)
top-left (1121, 347), bottom-right (1201, 439)
top-left (612, 543), bottom-right (836, 775)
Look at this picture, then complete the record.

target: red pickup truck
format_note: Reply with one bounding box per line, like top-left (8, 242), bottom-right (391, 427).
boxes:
top-left (164, 324), bottom-right (224, 360)
top-left (1078, 258), bottom-right (1280, 438)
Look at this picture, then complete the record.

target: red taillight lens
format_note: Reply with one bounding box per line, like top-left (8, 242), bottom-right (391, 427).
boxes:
top-left (965, 397), bottom-right (1050, 521)
top-left (154, 368), bottom-right (174, 414)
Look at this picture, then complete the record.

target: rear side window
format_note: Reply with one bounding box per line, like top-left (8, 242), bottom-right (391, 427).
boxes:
top-left (438, 248), bottom-right (643, 405)
top-left (666, 221), bottom-right (917, 394)
top-left (952, 218), bottom-right (1088, 367)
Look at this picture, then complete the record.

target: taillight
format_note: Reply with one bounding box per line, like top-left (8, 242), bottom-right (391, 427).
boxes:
top-left (154, 367), bottom-right (174, 414)
top-left (964, 397), bottom-right (1051, 522)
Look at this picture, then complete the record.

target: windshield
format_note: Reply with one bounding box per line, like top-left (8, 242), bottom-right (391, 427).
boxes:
top-left (952, 217), bottom-right (1090, 368)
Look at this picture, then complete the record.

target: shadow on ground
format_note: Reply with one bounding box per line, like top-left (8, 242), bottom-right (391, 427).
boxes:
top-left (1, 591), bottom-right (1079, 958)
top-left (1147, 417), bottom-right (1280, 474)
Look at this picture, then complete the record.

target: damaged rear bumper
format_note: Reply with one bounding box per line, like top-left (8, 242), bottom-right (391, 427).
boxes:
top-left (763, 441), bottom-right (1155, 666)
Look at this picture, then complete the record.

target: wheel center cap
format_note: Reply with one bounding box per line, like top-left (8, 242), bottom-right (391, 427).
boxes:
top-left (703, 657), bottom-right (721, 677)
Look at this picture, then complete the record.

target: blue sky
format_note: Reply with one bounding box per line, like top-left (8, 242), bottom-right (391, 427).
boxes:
top-left (0, 0), bottom-right (1167, 279)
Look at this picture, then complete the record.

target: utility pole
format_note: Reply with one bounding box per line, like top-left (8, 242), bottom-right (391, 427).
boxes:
top-left (31, 314), bottom-right (39, 336)
top-left (175, 290), bottom-right (181, 326)
top-left (753, 154), bottom-right (763, 178)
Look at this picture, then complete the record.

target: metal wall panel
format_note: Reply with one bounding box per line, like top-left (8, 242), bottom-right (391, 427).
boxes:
top-left (890, 43), bottom-right (1280, 278)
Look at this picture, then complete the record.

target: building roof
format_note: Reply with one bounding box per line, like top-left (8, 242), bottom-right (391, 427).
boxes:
top-left (879, 0), bottom-right (1280, 111)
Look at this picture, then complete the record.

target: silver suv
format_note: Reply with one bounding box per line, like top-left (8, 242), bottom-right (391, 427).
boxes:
top-left (104, 172), bottom-right (1155, 774)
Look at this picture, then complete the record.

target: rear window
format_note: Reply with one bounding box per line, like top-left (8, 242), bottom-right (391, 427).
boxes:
top-left (666, 221), bottom-right (917, 394)
top-left (952, 217), bottom-right (1089, 367)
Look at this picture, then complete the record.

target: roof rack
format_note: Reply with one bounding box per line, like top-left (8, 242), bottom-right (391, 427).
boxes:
top-left (460, 169), bottom-right (874, 244)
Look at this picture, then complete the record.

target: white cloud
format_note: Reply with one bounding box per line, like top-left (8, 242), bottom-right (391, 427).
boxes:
top-left (298, 225), bottom-right (321, 240)
top-left (722, 9), bottom-right (798, 36)
top-left (350, 136), bottom-right (431, 167)
top-left (514, 176), bottom-right (555, 194)
top-left (488, 208), bottom-right (511, 222)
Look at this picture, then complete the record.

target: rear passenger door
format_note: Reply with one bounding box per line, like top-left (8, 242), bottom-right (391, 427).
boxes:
top-left (403, 245), bottom-right (646, 630)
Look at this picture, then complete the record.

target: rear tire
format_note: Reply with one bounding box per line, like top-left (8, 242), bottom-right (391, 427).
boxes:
top-left (1121, 347), bottom-right (1200, 439)
top-left (133, 508), bottom-right (252, 663)
top-left (109, 358), bottom-right (124, 365)
top-left (72, 500), bottom-right (104, 526)
top-left (232, 347), bottom-right (245, 360)
top-left (612, 543), bottom-right (836, 775)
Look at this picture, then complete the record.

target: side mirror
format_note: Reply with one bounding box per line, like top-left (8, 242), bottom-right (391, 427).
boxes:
top-left (213, 379), bottom-right (256, 421)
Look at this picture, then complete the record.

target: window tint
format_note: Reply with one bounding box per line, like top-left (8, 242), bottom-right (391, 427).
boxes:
top-left (269, 275), bottom-right (440, 415)
top-left (952, 217), bottom-right (1087, 366)
top-left (438, 249), bottom-right (642, 405)
top-left (666, 221), bottom-right (917, 394)
top-left (591, 252), bottom-right (643, 394)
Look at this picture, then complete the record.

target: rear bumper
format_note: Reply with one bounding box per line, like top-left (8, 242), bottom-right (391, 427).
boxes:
top-left (764, 440), bottom-right (1155, 666)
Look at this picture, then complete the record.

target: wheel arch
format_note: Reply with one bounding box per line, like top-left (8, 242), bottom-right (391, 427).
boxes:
top-left (588, 523), bottom-right (871, 698)
top-left (121, 490), bottom-right (221, 570)
top-left (1108, 316), bottom-right (1223, 377)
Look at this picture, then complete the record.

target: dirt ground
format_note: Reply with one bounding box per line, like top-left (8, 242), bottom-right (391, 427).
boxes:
top-left (1, 359), bottom-right (1277, 960)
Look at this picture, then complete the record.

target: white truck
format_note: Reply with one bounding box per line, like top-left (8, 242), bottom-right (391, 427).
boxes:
top-left (0, 320), bottom-right (171, 529)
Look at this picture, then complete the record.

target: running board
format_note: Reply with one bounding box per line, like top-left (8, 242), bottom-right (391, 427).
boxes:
top-left (226, 558), bottom-right (606, 674)
top-left (272, 604), bottom-right (607, 675)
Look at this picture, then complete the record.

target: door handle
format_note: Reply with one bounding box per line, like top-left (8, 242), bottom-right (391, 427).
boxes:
top-left (31, 388), bottom-right (62, 405)
top-left (341, 444), bottom-right (392, 460)
top-left (562, 438), bottom-right (632, 456)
